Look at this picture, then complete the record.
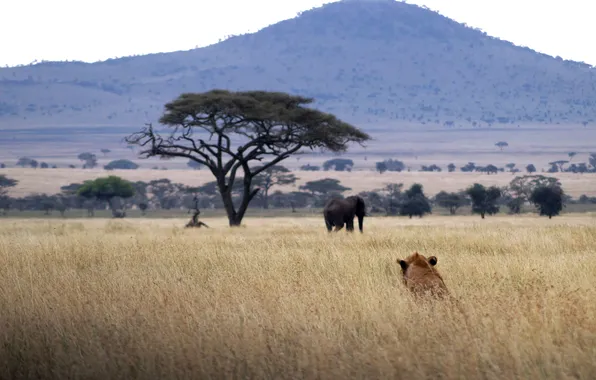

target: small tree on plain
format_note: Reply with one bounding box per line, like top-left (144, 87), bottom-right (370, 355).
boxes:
top-left (460, 162), bottom-right (476, 172)
top-left (529, 185), bottom-right (565, 219)
top-left (465, 183), bottom-right (501, 219)
top-left (77, 176), bottom-right (135, 217)
top-left (484, 164), bottom-right (499, 174)
top-left (377, 183), bottom-right (404, 215)
top-left (508, 174), bottom-right (560, 203)
top-left (380, 159), bottom-right (406, 172)
top-left (323, 158), bottom-right (354, 171)
top-left (589, 153), bottom-right (596, 171)
top-left (434, 190), bottom-right (468, 215)
top-left (549, 160), bottom-right (568, 172)
top-left (299, 178), bottom-right (350, 197)
top-left (376, 161), bottom-right (387, 174)
top-left (78, 152), bottom-right (98, 169)
top-left (104, 159), bottom-right (139, 170)
top-left (187, 159), bottom-right (203, 170)
top-left (420, 164), bottom-right (442, 172)
top-left (0, 175), bottom-right (18, 198)
top-left (252, 165), bottom-right (298, 209)
top-left (495, 141), bottom-right (509, 151)
top-left (400, 183), bottom-right (431, 218)
top-left (16, 157), bottom-right (34, 168)
top-left (300, 164), bottom-right (320, 171)
top-left (526, 164), bottom-right (536, 173)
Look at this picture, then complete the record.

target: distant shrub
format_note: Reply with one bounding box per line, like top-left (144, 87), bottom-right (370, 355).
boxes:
top-left (104, 159), bottom-right (139, 170)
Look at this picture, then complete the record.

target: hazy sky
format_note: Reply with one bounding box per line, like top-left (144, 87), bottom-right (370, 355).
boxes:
top-left (1, 0), bottom-right (594, 67)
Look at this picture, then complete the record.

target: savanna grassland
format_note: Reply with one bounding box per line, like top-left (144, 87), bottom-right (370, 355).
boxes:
top-left (3, 167), bottom-right (596, 199)
top-left (2, 215), bottom-right (596, 379)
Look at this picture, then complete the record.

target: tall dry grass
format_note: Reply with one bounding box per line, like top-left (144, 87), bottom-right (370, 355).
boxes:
top-left (1, 215), bottom-right (596, 379)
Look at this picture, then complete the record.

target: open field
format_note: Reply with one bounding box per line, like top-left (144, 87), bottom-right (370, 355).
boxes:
top-left (1, 216), bottom-right (596, 379)
top-left (0, 123), bottom-right (594, 173)
top-left (3, 167), bottom-right (596, 198)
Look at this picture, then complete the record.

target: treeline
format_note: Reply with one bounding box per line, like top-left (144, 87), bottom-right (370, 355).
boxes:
top-left (8, 155), bottom-right (140, 170)
top-left (5, 152), bottom-right (596, 175)
top-left (1, 172), bottom-right (592, 219)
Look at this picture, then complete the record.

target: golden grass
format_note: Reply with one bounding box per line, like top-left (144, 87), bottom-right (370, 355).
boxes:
top-left (1, 215), bottom-right (596, 379)
top-left (4, 167), bottom-right (596, 198)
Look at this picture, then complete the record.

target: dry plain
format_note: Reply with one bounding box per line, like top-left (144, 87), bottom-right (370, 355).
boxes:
top-left (1, 215), bottom-right (596, 379)
top-left (3, 168), bottom-right (596, 198)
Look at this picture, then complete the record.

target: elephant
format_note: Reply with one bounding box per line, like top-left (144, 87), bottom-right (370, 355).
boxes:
top-left (323, 195), bottom-right (366, 233)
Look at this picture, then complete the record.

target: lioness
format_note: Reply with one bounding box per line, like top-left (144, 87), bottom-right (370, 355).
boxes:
top-left (397, 252), bottom-right (449, 298)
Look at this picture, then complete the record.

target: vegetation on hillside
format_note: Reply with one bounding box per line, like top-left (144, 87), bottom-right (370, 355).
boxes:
top-left (2, 1), bottom-right (596, 128)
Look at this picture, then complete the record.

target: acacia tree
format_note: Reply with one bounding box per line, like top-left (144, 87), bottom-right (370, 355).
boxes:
top-left (434, 190), bottom-right (468, 215)
top-left (252, 164), bottom-right (298, 209)
top-left (399, 183), bottom-right (432, 218)
top-left (77, 176), bottom-right (135, 217)
top-left (125, 90), bottom-right (370, 226)
top-left (0, 175), bottom-right (18, 197)
top-left (299, 178), bottom-right (351, 197)
top-left (77, 152), bottom-right (98, 169)
top-left (508, 175), bottom-right (560, 203)
top-left (530, 185), bottom-right (565, 219)
top-left (466, 183), bottom-right (501, 219)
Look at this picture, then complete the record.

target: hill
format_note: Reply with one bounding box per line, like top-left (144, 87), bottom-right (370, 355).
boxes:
top-left (2, 0), bottom-right (596, 131)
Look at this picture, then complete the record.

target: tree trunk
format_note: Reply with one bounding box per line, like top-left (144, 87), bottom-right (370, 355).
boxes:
top-left (263, 188), bottom-right (269, 209)
top-left (481, 212), bottom-right (485, 219)
top-left (235, 179), bottom-right (259, 226)
top-left (219, 183), bottom-right (258, 227)
top-left (220, 188), bottom-right (240, 227)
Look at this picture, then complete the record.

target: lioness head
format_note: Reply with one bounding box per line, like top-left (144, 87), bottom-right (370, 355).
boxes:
top-left (397, 252), bottom-right (448, 298)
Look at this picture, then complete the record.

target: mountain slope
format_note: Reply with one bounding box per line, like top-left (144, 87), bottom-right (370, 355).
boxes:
top-left (1, 0), bottom-right (596, 129)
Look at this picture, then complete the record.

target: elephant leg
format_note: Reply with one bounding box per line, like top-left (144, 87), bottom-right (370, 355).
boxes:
top-left (346, 219), bottom-right (354, 232)
top-left (325, 218), bottom-right (333, 232)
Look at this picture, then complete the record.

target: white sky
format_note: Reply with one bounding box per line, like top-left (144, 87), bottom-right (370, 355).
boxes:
top-left (1, 0), bottom-right (594, 67)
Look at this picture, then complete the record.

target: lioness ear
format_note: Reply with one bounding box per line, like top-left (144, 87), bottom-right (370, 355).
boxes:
top-left (398, 259), bottom-right (408, 271)
top-left (428, 256), bottom-right (438, 266)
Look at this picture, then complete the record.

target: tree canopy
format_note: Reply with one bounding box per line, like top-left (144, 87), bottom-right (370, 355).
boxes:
top-left (125, 90), bottom-right (370, 226)
top-left (399, 183), bottom-right (432, 218)
top-left (434, 190), bottom-right (468, 215)
top-left (77, 176), bottom-right (135, 216)
top-left (466, 183), bottom-right (501, 219)
top-left (530, 185), bottom-right (565, 219)
top-left (252, 164), bottom-right (298, 209)
top-left (77, 152), bottom-right (98, 169)
top-left (508, 175), bottom-right (560, 202)
top-left (104, 159), bottom-right (139, 170)
top-left (0, 175), bottom-right (18, 197)
top-left (299, 178), bottom-right (351, 196)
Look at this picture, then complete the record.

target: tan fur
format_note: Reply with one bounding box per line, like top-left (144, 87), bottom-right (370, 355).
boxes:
top-left (397, 252), bottom-right (449, 298)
